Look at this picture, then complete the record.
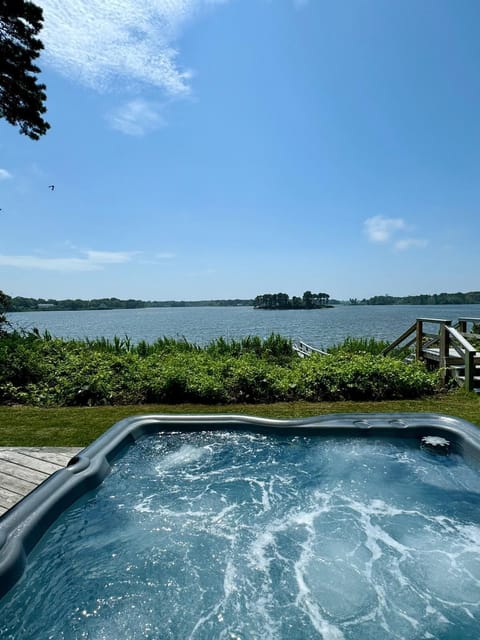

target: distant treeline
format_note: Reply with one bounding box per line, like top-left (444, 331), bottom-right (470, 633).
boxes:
top-left (350, 291), bottom-right (480, 305)
top-left (254, 291), bottom-right (333, 310)
top-left (5, 290), bottom-right (480, 313)
top-left (6, 297), bottom-right (254, 312)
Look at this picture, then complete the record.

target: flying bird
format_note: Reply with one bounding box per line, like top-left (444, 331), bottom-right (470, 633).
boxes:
top-left (48, 185), bottom-right (55, 191)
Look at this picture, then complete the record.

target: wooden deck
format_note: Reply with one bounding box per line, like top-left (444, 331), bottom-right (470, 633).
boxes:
top-left (0, 447), bottom-right (82, 517)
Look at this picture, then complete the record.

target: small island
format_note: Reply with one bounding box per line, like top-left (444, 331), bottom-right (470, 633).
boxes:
top-left (254, 291), bottom-right (333, 310)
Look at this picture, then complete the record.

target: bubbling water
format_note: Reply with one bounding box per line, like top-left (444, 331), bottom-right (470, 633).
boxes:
top-left (1, 431), bottom-right (480, 639)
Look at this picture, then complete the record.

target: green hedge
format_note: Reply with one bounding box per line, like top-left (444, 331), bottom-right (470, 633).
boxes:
top-left (0, 331), bottom-right (438, 406)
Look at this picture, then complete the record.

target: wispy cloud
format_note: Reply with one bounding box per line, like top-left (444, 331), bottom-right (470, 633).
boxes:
top-left (37, 1), bottom-right (212, 96)
top-left (0, 250), bottom-right (136, 271)
top-left (108, 99), bottom-right (165, 136)
top-left (139, 251), bottom-right (176, 264)
top-left (364, 215), bottom-right (406, 243)
top-left (394, 238), bottom-right (428, 251)
top-left (37, 1), bottom-right (304, 134)
top-left (84, 250), bottom-right (137, 264)
top-left (0, 169), bottom-right (12, 180)
top-left (364, 215), bottom-right (427, 251)
top-left (37, 1), bottom-right (307, 95)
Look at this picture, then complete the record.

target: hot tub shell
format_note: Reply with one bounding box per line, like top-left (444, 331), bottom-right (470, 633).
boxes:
top-left (1, 412), bottom-right (480, 599)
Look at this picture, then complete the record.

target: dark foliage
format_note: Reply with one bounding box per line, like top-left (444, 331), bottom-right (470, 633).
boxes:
top-left (0, 0), bottom-right (49, 139)
top-left (8, 296), bottom-right (254, 311)
top-left (358, 291), bottom-right (480, 305)
top-left (0, 290), bottom-right (12, 333)
top-left (254, 291), bottom-right (331, 310)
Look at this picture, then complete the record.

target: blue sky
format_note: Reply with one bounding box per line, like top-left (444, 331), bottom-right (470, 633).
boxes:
top-left (1, 0), bottom-right (479, 301)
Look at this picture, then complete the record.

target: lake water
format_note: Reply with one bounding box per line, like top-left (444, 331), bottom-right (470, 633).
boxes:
top-left (6, 304), bottom-right (480, 348)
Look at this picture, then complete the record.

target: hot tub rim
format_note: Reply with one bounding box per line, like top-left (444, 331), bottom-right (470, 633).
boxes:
top-left (1, 411), bottom-right (479, 599)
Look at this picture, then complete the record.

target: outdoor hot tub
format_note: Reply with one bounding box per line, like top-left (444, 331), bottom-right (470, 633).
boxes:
top-left (1, 413), bottom-right (480, 639)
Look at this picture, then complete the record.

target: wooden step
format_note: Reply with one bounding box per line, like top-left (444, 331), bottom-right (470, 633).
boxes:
top-left (451, 374), bottom-right (480, 393)
top-left (450, 365), bottom-right (480, 374)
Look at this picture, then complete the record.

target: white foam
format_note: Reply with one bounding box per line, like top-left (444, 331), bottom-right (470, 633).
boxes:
top-left (223, 560), bottom-right (237, 598)
top-left (155, 444), bottom-right (212, 473)
top-left (132, 494), bottom-right (155, 513)
top-left (250, 530), bottom-right (277, 571)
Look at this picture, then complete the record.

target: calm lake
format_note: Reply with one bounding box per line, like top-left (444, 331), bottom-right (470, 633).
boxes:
top-left (7, 304), bottom-right (480, 348)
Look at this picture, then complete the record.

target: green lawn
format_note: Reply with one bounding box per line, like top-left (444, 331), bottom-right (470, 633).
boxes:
top-left (0, 390), bottom-right (478, 446)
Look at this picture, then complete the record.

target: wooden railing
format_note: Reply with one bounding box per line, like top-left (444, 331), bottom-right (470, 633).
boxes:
top-left (457, 317), bottom-right (480, 339)
top-left (293, 340), bottom-right (329, 358)
top-left (382, 318), bottom-right (480, 392)
top-left (444, 325), bottom-right (477, 391)
top-left (382, 318), bottom-right (452, 358)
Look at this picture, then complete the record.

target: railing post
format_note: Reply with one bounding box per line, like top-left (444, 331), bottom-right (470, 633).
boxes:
top-left (465, 350), bottom-right (474, 392)
top-left (415, 320), bottom-right (423, 360)
top-left (439, 322), bottom-right (452, 384)
top-left (458, 319), bottom-right (467, 334)
top-left (439, 323), bottom-right (446, 383)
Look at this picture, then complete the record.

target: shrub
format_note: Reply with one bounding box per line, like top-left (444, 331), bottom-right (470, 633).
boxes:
top-left (294, 354), bottom-right (437, 401)
top-left (0, 330), bottom-right (47, 388)
top-left (205, 333), bottom-right (294, 363)
top-left (221, 355), bottom-right (288, 403)
top-left (0, 332), bottom-right (438, 406)
top-left (328, 336), bottom-right (411, 359)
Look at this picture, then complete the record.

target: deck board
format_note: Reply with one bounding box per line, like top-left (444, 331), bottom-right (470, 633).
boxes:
top-left (0, 459), bottom-right (49, 485)
top-left (0, 450), bottom-right (68, 475)
top-left (0, 488), bottom-right (22, 516)
top-left (0, 447), bottom-right (82, 516)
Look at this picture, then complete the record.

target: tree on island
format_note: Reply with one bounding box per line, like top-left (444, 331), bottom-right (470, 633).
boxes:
top-left (302, 290), bottom-right (313, 308)
top-left (254, 292), bottom-right (331, 310)
top-left (301, 291), bottom-right (331, 309)
top-left (0, 0), bottom-right (50, 139)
